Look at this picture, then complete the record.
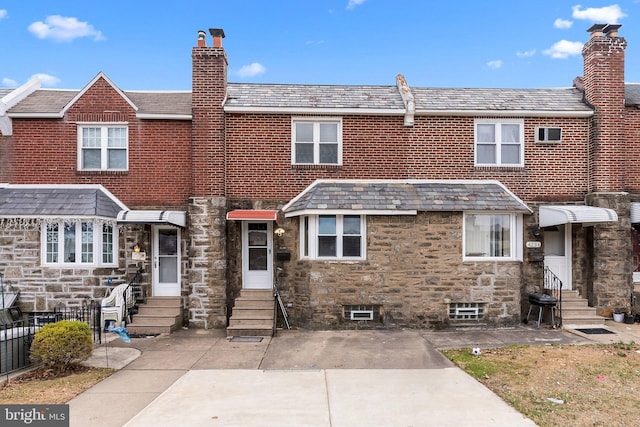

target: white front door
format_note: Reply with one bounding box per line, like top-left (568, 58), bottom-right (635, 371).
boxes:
top-left (153, 226), bottom-right (181, 296)
top-left (242, 221), bottom-right (273, 289)
top-left (544, 223), bottom-right (571, 290)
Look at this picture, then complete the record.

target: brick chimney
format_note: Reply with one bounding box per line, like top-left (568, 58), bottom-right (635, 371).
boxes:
top-left (192, 28), bottom-right (227, 197)
top-left (582, 23), bottom-right (627, 192)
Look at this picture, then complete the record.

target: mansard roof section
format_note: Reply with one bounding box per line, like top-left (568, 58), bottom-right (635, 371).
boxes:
top-left (625, 83), bottom-right (640, 106)
top-left (282, 179), bottom-right (532, 216)
top-left (225, 83), bottom-right (406, 115)
top-left (411, 87), bottom-right (593, 117)
top-left (0, 184), bottom-right (127, 219)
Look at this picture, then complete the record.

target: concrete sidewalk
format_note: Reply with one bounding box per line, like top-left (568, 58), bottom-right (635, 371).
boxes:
top-left (69, 324), bottom-right (635, 427)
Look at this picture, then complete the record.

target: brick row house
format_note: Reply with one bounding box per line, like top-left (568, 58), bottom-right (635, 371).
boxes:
top-left (1, 24), bottom-right (639, 333)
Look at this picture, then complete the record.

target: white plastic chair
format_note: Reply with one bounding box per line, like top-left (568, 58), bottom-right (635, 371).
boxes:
top-left (101, 283), bottom-right (129, 330)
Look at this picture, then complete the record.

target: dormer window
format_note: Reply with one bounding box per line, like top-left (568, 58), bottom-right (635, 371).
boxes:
top-left (78, 124), bottom-right (128, 171)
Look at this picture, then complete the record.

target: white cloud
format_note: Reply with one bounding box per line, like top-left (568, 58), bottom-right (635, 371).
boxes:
top-left (28, 15), bottom-right (105, 42)
top-left (487, 60), bottom-right (503, 69)
top-left (543, 40), bottom-right (584, 59)
top-left (32, 73), bottom-right (61, 87)
top-left (572, 4), bottom-right (627, 23)
top-left (554, 18), bottom-right (573, 29)
top-left (236, 62), bottom-right (266, 78)
top-left (0, 9), bottom-right (7, 21)
top-left (516, 49), bottom-right (536, 58)
top-left (2, 77), bottom-right (17, 87)
top-left (347, 0), bottom-right (366, 10)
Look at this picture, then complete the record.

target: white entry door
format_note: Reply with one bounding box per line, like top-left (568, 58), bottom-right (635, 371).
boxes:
top-left (543, 224), bottom-right (571, 290)
top-left (153, 226), bottom-right (181, 296)
top-left (242, 221), bottom-right (273, 289)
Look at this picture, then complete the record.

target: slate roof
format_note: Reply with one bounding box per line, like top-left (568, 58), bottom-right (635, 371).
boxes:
top-left (7, 89), bottom-right (192, 116)
top-left (282, 180), bottom-right (532, 215)
top-left (625, 84), bottom-right (640, 106)
top-left (0, 88), bottom-right (13, 100)
top-left (0, 186), bottom-right (126, 218)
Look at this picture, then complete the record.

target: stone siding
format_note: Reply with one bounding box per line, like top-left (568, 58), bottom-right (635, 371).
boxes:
top-left (275, 212), bottom-right (523, 329)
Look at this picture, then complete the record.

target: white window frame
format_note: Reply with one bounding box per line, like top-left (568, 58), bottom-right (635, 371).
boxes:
top-left (463, 212), bottom-right (523, 261)
top-left (41, 220), bottom-right (118, 267)
top-left (77, 123), bottom-right (129, 171)
top-left (291, 117), bottom-right (342, 165)
top-left (299, 214), bottom-right (366, 260)
top-left (474, 119), bottom-right (524, 167)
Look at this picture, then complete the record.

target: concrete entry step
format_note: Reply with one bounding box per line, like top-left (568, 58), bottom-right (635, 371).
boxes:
top-left (227, 288), bottom-right (275, 337)
top-left (127, 296), bottom-right (182, 335)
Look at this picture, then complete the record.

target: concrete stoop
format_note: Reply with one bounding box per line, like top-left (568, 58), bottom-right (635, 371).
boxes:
top-left (127, 296), bottom-right (182, 335)
top-left (560, 290), bottom-right (606, 329)
top-left (227, 289), bottom-right (274, 337)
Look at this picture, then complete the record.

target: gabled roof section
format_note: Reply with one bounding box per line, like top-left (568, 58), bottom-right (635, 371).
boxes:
top-left (282, 179), bottom-right (531, 217)
top-left (0, 77), bottom-right (41, 135)
top-left (60, 72), bottom-right (138, 117)
top-left (0, 184), bottom-right (127, 218)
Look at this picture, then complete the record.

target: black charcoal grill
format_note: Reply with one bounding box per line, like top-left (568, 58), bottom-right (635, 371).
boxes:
top-left (527, 293), bottom-right (558, 328)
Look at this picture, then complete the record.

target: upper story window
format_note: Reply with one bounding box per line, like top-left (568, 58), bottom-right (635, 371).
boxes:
top-left (300, 214), bottom-right (365, 260)
top-left (78, 124), bottom-right (128, 171)
top-left (43, 220), bottom-right (117, 266)
top-left (463, 212), bottom-right (522, 261)
top-left (292, 118), bottom-right (342, 165)
top-left (474, 119), bottom-right (524, 167)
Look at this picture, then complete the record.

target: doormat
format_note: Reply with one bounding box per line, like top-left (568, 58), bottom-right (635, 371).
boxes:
top-left (574, 328), bottom-right (616, 335)
top-left (230, 336), bottom-right (263, 342)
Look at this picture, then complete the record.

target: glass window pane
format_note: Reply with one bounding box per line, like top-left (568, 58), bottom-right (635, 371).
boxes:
top-left (319, 143), bottom-right (338, 164)
top-left (476, 144), bottom-right (496, 164)
top-left (319, 123), bottom-right (338, 142)
top-left (295, 143), bottom-right (314, 163)
top-left (64, 222), bottom-right (76, 263)
top-left (501, 144), bottom-right (520, 164)
top-left (82, 127), bottom-right (101, 148)
top-left (295, 123), bottom-right (313, 142)
top-left (46, 223), bottom-right (59, 263)
top-left (81, 222), bottom-right (93, 263)
top-left (249, 248), bottom-right (268, 270)
top-left (318, 236), bottom-right (336, 256)
top-left (83, 149), bottom-right (101, 169)
top-left (343, 216), bottom-right (361, 234)
top-left (103, 224), bottom-right (113, 264)
top-left (108, 127), bottom-right (127, 148)
top-left (343, 236), bottom-right (361, 257)
top-left (501, 124), bottom-right (520, 142)
top-left (465, 214), bottom-right (511, 258)
top-left (318, 216), bottom-right (336, 234)
top-left (477, 124), bottom-right (495, 142)
top-left (108, 149), bottom-right (126, 169)
top-left (159, 257), bottom-right (178, 282)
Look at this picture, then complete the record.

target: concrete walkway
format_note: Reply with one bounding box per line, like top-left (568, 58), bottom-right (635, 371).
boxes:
top-left (69, 323), bottom-right (639, 427)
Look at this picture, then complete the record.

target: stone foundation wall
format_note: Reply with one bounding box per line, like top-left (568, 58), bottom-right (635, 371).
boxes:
top-left (187, 197), bottom-right (227, 328)
top-left (276, 212), bottom-right (523, 329)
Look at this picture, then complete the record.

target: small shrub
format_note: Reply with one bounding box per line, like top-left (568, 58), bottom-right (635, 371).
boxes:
top-left (30, 320), bottom-right (93, 373)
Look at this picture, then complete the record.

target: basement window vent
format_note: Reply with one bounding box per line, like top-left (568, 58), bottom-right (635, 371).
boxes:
top-left (536, 127), bottom-right (562, 143)
top-left (448, 303), bottom-right (485, 321)
top-left (344, 305), bottom-right (380, 322)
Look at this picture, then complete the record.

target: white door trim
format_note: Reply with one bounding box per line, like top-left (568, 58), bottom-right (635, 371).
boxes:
top-left (241, 221), bottom-right (273, 289)
top-left (152, 225), bottom-right (181, 296)
top-left (544, 223), bottom-right (572, 290)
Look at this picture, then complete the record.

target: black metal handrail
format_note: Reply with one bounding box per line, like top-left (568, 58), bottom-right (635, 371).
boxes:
top-left (124, 267), bottom-right (145, 322)
top-left (543, 266), bottom-right (563, 325)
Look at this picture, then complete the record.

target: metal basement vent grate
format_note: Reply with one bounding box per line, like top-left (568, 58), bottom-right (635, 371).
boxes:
top-left (449, 303), bottom-right (485, 320)
top-left (344, 305), bottom-right (380, 321)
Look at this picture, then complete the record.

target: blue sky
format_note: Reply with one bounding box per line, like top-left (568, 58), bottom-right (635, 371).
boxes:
top-left (1, 1), bottom-right (639, 90)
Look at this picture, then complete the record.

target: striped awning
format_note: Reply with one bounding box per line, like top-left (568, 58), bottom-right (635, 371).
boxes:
top-left (117, 210), bottom-right (186, 228)
top-left (539, 205), bottom-right (618, 228)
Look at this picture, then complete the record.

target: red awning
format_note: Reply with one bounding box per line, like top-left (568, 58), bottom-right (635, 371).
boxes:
top-left (226, 209), bottom-right (281, 223)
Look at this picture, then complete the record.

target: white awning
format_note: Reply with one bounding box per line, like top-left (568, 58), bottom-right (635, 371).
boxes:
top-left (117, 210), bottom-right (186, 228)
top-left (631, 203), bottom-right (640, 224)
top-left (539, 205), bottom-right (618, 228)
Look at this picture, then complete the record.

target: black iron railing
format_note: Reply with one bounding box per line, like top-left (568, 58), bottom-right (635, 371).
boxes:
top-left (543, 266), bottom-right (563, 325)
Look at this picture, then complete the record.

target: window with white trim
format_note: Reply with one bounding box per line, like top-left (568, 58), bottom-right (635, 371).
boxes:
top-left (43, 220), bottom-right (117, 266)
top-left (475, 119), bottom-right (524, 167)
top-left (300, 214), bottom-right (365, 259)
top-left (292, 118), bottom-right (342, 165)
top-left (78, 124), bottom-right (128, 171)
top-left (464, 213), bottom-right (520, 260)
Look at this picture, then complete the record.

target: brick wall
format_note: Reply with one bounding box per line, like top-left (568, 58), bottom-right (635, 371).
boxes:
top-left (225, 113), bottom-right (591, 203)
top-left (8, 77), bottom-right (192, 208)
